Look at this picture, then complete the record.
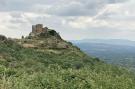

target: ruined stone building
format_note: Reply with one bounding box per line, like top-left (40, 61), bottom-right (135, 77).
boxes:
top-left (32, 24), bottom-right (42, 33)
top-left (29, 24), bottom-right (62, 39)
top-left (32, 24), bottom-right (48, 34)
top-left (20, 24), bottom-right (68, 49)
top-left (29, 24), bottom-right (48, 36)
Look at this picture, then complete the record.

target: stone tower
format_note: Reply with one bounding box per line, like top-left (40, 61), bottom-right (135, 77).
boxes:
top-left (32, 24), bottom-right (44, 33)
top-left (29, 24), bottom-right (62, 40)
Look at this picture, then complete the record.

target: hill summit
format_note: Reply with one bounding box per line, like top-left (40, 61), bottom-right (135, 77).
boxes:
top-left (17, 24), bottom-right (74, 50)
top-left (29, 24), bottom-right (62, 39)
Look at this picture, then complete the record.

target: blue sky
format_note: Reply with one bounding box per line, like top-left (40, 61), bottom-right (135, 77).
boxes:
top-left (0, 0), bottom-right (135, 40)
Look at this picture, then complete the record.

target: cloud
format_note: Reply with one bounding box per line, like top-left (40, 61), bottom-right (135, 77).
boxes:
top-left (0, 0), bottom-right (135, 40)
top-left (0, 0), bottom-right (57, 11)
top-left (45, 0), bottom-right (111, 16)
top-left (0, 0), bottom-right (127, 15)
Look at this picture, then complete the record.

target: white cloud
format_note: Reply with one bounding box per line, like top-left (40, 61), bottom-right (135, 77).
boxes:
top-left (0, 0), bottom-right (135, 40)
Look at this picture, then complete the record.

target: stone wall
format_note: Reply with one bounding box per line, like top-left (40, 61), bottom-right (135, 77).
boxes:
top-left (32, 24), bottom-right (44, 33)
top-left (30, 24), bottom-right (62, 40)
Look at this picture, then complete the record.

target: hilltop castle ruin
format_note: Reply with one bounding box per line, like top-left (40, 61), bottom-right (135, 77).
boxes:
top-left (18, 24), bottom-right (69, 49)
top-left (29, 24), bottom-right (61, 39)
top-left (32, 24), bottom-right (48, 34)
top-left (30, 24), bottom-right (48, 35)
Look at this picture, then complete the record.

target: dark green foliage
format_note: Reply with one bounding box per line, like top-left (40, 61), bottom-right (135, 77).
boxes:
top-left (0, 40), bottom-right (135, 89)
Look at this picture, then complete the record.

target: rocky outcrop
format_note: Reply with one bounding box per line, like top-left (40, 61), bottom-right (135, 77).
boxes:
top-left (18, 24), bottom-right (69, 49)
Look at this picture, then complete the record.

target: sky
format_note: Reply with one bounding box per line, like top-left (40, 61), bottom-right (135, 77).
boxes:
top-left (0, 0), bottom-right (135, 40)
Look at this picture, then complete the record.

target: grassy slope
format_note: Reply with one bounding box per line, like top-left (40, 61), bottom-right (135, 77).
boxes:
top-left (0, 40), bottom-right (135, 89)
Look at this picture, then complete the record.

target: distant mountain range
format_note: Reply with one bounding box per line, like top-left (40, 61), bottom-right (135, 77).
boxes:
top-left (71, 39), bottom-right (135, 70)
top-left (71, 39), bottom-right (135, 46)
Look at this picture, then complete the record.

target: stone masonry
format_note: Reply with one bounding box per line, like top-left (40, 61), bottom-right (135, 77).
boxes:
top-left (32, 24), bottom-right (47, 34)
top-left (30, 24), bottom-right (48, 36)
top-left (29, 24), bottom-right (62, 40)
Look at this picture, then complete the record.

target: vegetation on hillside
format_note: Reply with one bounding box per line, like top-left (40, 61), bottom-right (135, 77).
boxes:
top-left (0, 37), bottom-right (135, 89)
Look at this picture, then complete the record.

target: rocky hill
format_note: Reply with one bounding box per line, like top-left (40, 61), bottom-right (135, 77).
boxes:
top-left (18, 24), bottom-right (69, 48)
top-left (0, 24), bottom-right (135, 89)
top-left (14, 24), bottom-right (85, 57)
